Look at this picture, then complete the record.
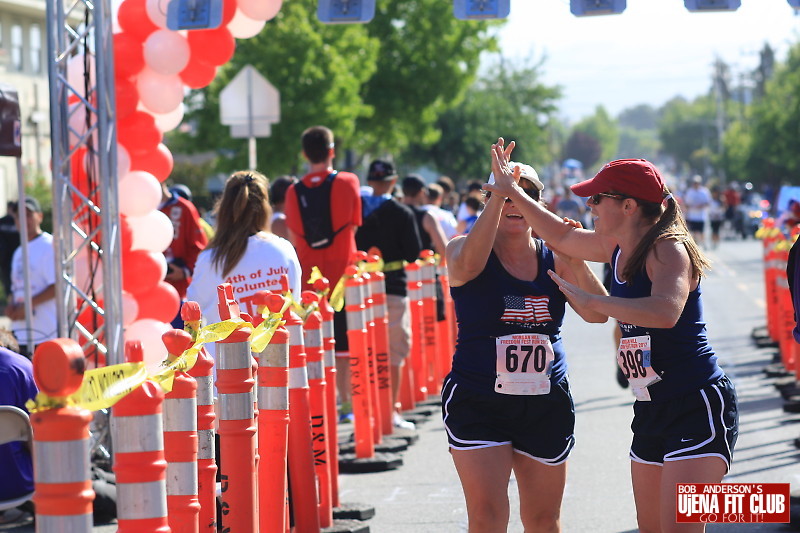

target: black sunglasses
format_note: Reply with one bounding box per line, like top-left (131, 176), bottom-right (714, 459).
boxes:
top-left (486, 184), bottom-right (540, 202)
top-left (589, 192), bottom-right (630, 205)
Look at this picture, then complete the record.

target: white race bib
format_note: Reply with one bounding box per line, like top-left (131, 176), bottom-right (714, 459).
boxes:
top-left (495, 333), bottom-right (554, 395)
top-left (617, 335), bottom-right (661, 401)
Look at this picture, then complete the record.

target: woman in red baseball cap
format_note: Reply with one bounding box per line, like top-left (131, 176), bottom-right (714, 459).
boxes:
top-left (485, 139), bottom-right (738, 533)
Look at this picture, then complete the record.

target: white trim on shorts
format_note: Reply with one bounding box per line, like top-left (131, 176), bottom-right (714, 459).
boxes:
top-left (630, 383), bottom-right (732, 470)
top-left (443, 377), bottom-right (572, 465)
top-left (663, 383), bottom-right (731, 469)
top-left (443, 379), bottom-right (510, 448)
top-left (630, 450), bottom-right (663, 466)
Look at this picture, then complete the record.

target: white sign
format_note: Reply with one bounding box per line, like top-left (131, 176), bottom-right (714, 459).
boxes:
top-left (220, 65), bottom-right (280, 127)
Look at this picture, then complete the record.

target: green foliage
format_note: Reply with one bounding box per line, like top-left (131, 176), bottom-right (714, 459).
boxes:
top-left (170, 0), bottom-right (498, 181)
top-left (172, 0), bottom-right (380, 177)
top-left (744, 43), bottom-right (800, 186)
top-left (617, 104), bottom-right (659, 131)
top-left (616, 128), bottom-right (659, 161)
top-left (657, 96), bottom-right (716, 174)
top-left (403, 56), bottom-right (561, 184)
top-left (25, 171), bottom-right (53, 234)
top-left (570, 106), bottom-right (619, 170)
top-left (563, 131), bottom-right (601, 171)
top-left (358, 0), bottom-right (499, 154)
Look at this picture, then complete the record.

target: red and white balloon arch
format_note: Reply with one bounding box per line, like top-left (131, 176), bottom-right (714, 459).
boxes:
top-left (68, 0), bottom-right (282, 368)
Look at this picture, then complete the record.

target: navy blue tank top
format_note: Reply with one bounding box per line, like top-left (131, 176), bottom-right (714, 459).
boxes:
top-left (610, 246), bottom-right (722, 401)
top-left (449, 241), bottom-right (567, 393)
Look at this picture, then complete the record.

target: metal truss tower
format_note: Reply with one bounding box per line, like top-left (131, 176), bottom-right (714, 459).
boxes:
top-left (46, 0), bottom-right (123, 365)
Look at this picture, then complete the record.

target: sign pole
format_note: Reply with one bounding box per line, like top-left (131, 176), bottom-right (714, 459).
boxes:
top-left (247, 68), bottom-right (257, 170)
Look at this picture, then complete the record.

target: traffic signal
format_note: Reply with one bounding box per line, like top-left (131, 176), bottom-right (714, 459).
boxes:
top-left (317, 0), bottom-right (375, 24)
top-left (570, 0), bottom-right (626, 16)
top-left (684, 0), bottom-right (740, 11)
top-left (453, 0), bottom-right (511, 20)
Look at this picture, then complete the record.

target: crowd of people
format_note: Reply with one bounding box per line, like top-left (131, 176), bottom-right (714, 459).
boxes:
top-left (1, 125), bottom-right (768, 531)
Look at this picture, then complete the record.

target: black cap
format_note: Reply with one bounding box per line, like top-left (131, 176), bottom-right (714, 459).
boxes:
top-left (367, 160), bottom-right (397, 182)
top-left (22, 197), bottom-right (41, 213)
top-left (401, 174), bottom-right (426, 196)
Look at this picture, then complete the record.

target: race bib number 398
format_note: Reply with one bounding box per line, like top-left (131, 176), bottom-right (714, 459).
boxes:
top-left (617, 335), bottom-right (661, 401)
top-left (495, 333), bottom-right (554, 395)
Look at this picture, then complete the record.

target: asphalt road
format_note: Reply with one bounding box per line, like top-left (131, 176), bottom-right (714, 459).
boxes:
top-left (3, 238), bottom-right (798, 532)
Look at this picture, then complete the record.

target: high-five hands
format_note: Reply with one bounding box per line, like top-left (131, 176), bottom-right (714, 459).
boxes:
top-left (484, 137), bottom-right (521, 198)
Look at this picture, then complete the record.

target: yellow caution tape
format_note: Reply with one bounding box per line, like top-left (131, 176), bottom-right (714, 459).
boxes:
top-left (27, 317), bottom-right (253, 412)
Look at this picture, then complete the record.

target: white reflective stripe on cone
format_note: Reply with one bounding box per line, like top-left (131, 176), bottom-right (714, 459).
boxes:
top-left (114, 415), bottom-right (164, 453)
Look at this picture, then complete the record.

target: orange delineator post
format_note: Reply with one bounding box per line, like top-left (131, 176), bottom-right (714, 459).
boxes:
top-left (313, 277), bottom-right (341, 507)
top-left (360, 271), bottom-right (384, 444)
top-left (283, 286), bottom-right (321, 533)
top-left (114, 341), bottom-right (171, 533)
top-left (183, 302), bottom-right (218, 532)
top-left (253, 291), bottom-right (291, 533)
top-left (302, 291), bottom-right (333, 528)
top-left (30, 339), bottom-right (95, 532)
top-left (406, 260), bottom-right (428, 403)
top-left (344, 265), bottom-right (376, 458)
top-left (163, 330), bottom-right (201, 533)
top-left (215, 283), bottom-right (257, 532)
top-left (367, 256), bottom-right (394, 436)
top-left (419, 250), bottom-right (441, 397)
top-left (437, 260), bottom-right (455, 383)
top-left (761, 220), bottom-right (782, 342)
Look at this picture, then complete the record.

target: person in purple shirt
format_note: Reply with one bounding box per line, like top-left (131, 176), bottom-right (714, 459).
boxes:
top-left (0, 328), bottom-right (37, 504)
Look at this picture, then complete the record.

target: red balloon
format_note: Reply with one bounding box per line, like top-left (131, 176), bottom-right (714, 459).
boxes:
top-left (118, 110), bottom-right (162, 156)
top-left (187, 27), bottom-right (235, 67)
top-left (113, 32), bottom-right (145, 80)
top-left (120, 214), bottom-right (134, 252)
top-left (115, 76), bottom-right (139, 120)
top-left (130, 143), bottom-right (174, 182)
top-left (117, 0), bottom-right (158, 42)
top-left (135, 280), bottom-right (180, 322)
top-left (180, 59), bottom-right (217, 89)
top-left (122, 249), bottom-right (165, 295)
top-left (221, 0), bottom-right (237, 24)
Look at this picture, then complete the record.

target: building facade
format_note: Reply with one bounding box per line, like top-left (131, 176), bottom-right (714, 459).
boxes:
top-left (0, 0), bottom-right (50, 209)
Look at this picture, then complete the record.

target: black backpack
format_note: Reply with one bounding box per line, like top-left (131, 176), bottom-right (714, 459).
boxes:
top-left (294, 172), bottom-right (348, 249)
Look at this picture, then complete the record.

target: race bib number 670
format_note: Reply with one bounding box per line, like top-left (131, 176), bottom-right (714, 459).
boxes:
top-left (495, 333), bottom-right (554, 395)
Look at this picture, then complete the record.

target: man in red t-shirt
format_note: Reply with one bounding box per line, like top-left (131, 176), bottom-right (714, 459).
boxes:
top-left (159, 183), bottom-right (209, 326)
top-left (284, 126), bottom-right (362, 413)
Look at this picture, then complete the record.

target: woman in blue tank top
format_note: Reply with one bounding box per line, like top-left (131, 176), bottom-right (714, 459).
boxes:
top-left (443, 157), bottom-right (607, 532)
top-left (485, 140), bottom-right (738, 533)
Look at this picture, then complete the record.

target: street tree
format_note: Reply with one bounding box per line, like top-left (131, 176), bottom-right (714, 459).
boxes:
top-left (403, 56), bottom-right (561, 184)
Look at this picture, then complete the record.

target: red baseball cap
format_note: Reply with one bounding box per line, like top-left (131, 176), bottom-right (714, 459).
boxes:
top-left (571, 159), bottom-right (666, 204)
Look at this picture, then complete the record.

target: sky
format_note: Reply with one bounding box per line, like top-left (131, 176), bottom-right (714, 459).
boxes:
top-left (494, 0), bottom-right (800, 122)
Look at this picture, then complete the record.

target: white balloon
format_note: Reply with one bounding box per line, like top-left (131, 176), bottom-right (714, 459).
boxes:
top-left (74, 248), bottom-right (104, 291)
top-left (237, 0), bottom-right (282, 21)
top-left (119, 170), bottom-right (163, 217)
top-left (121, 290), bottom-right (140, 325)
top-left (145, 0), bottom-right (169, 28)
top-left (128, 210), bottom-right (174, 253)
top-left (82, 143), bottom-right (132, 180)
top-left (68, 102), bottom-right (99, 148)
top-left (137, 68), bottom-right (185, 115)
top-left (117, 144), bottom-right (131, 177)
top-left (228, 9), bottom-right (266, 39)
top-left (143, 30), bottom-right (190, 76)
top-left (125, 318), bottom-right (170, 372)
top-left (152, 104), bottom-right (185, 132)
top-left (67, 53), bottom-right (95, 100)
